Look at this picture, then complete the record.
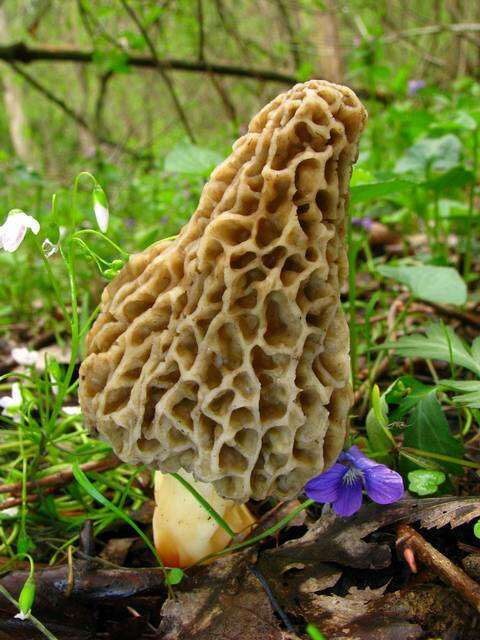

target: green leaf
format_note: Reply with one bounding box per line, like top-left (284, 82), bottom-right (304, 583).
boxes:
top-left (386, 376), bottom-right (435, 418)
top-left (306, 623), bottom-right (327, 640)
top-left (471, 337), bottom-right (480, 363)
top-left (474, 520), bottom-right (480, 539)
top-left (440, 380), bottom-right (480, 408)
top-left (438, 199), bottom-right (470, 220)
top-left (350, 178), bottom-right (416, 204)
top-left (297, 61), bottom-right (314, 82)
top-left (365, 385), bottom-right (394, 463)
top-left (422, 166), bottom-right (474, 192)
top-left (395, 134), bottom-right (462, 175)
top-left (72, 462), bottom-right (165, 570)
top-left (164, 141), bottom-right (224, 176)
top-left (377, 265), bottom-right (467, 306)
top-left (408, 469), bottom-right (446, 496)
top-left (166, 568), bottom-right (184, 585)
top-left (401, 392), bottom-right (464, 475)
top-left (429, 110), bottom-right (478, 133)
top-left (384, 324), bottom-right (480, 376)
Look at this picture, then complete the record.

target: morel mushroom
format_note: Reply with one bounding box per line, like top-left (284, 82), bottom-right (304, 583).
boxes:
top-left (79, 81), bottom-right (367, 513)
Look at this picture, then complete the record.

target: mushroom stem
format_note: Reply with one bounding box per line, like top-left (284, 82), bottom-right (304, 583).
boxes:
top-left (153, 470), bottom-right (256, 568)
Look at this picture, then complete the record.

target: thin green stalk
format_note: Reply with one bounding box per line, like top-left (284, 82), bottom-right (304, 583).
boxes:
top-left (171, 472), bottom-right (236, 540)
top-left (347, 225), bottom-right (360, 390)
top-left (0, 585), bottom-right (59, 640)
top-left (464, 126), bottom-right (479, 278)
top-left (402, 447), bottom-right (480, 469)
top-left (197, 499), bottom-right (315, 564)
top-left (73, 229), bottom-right (129, 259)
top-left (72, 463), bottom-right (169, 579)
top-left (33, 237), bottom-right (69, 321)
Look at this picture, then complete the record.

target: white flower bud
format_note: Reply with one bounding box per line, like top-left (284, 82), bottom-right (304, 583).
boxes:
top-left (93, 186), bottom-right (109, 233)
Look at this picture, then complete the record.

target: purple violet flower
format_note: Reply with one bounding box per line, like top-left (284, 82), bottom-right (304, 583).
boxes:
top-left (351, 216), bottom-right (373, 231)
top-left (408, 79), bottom-right (426, 97)
top-left (305, 446), bottom-right (404, 517)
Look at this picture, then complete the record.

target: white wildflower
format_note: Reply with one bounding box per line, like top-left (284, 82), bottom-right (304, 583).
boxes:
top-left (11, 347), bottom-right (39, 367)
top-left (62, 405), bottom-right (82, 416)
top-left (0, 210), bottom-right (40, 252)
top-left (0, 383), bottom-right (22, 422)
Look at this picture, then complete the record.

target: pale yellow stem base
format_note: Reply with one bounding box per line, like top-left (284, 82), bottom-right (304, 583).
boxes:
top-left (153, 470), bottom-right (256, 568)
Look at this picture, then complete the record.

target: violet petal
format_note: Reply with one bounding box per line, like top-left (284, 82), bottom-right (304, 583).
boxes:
top-left (332, 476), bottom-right (363, 517)
top-left (304, 463), bottom-right (348, 504)
top-left (340, 445), bottom-right (377, 470)
top-left (364, 465), bottom-right (405, 504)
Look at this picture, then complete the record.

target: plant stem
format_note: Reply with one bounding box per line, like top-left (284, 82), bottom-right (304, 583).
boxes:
top-left (0, 585), bottom-right (59, 640)
top-left (197, 499), bottom-right (314, 564)
top-left (348, 225), bottom-right (360, 390)
top-left (464, 126), bottom-right (478, 278)
top-left (171, 472), bottom-right (237, 540)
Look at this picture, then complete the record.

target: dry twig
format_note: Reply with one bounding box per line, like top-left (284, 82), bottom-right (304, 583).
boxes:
top-left (0, 455), bottom-right (120, 496)
top-left (397, 523), bottom-right (480, 614)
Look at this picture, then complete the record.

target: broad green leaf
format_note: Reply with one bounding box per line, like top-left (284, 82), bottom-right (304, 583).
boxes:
top-left (164, 141), bottom-right (224, 176)
top-left (350, 167), bottom-right (374, 185)
top-left (429, 110), bottom-right (477, 133)
top-left (401, 392), bottom-right (464, 475)
top-left (384, 324), bottom-right (480, 376)
top-left (408, 469), bottom-right (446, 495)
top-left (422, 166), bottom-right (474, 192)
top-left (438, 199), bottom-right (469, 219)
top-left (350, 178), bottom-right (416, 204)
top-left (377, 265), bottom-right (467, 306)
top-left (394, 134), bottom-right (462, 176)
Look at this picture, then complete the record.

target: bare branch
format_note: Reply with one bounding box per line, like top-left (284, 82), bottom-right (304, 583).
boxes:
top-left (197, 0), bottom-right (206, 62)
top-left (120, 0), bottom-right (196, 143)
top-left (0, 41), bottom-right (392, 103)
top-left (0, 40), bottom-right (298, 83)
top-left (7, 61), bottom-right (146, 159)
top-left (382, 22), bottom-right (480, 44)
top-left (0, 455), bottom-right (120, 496)
top-left (94, 70), bottom-right (114, 135)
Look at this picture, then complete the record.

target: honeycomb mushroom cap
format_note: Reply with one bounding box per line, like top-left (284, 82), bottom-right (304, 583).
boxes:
top-left (79, 80), bottom-right (367, 502)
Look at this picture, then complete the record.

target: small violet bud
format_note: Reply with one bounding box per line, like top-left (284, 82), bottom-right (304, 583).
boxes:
top-left (408, 79), bottom-right (426, 97)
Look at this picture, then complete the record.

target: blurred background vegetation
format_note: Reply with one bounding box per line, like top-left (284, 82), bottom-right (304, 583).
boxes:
top-left (0, 0), bottom-right (479, 329)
